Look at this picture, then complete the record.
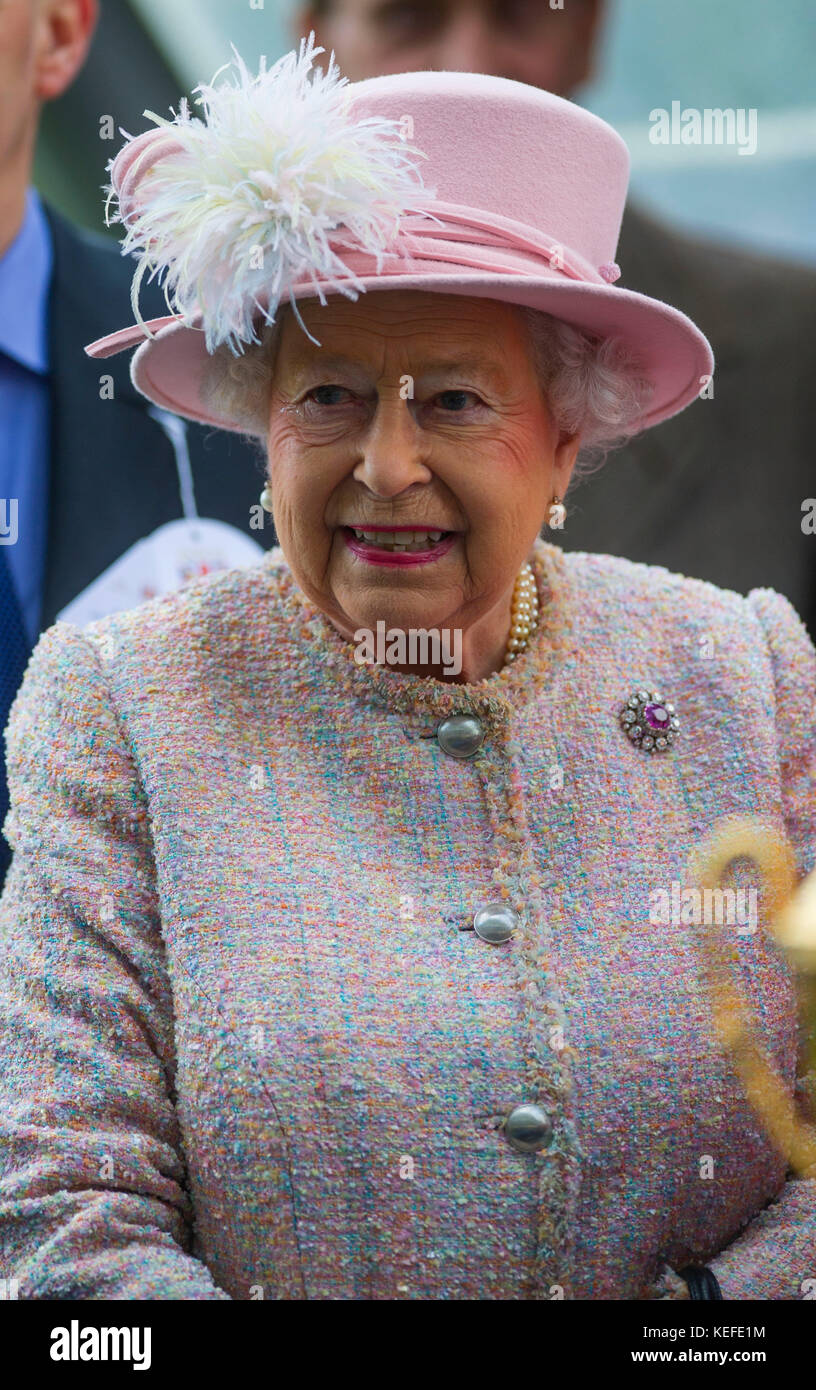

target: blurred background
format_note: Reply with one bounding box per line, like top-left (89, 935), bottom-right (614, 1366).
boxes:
top-left (35, 0), bottom-right (816, 265)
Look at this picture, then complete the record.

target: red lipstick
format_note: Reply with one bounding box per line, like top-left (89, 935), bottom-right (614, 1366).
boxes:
top-left (342, 525), bottom-right (458, 568)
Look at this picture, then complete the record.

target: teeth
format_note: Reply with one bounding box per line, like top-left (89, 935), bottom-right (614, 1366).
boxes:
top-left (350, 527), bottom-right (449, 550)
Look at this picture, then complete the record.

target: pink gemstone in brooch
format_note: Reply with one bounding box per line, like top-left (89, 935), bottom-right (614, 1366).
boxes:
top-left (619, 688), bottom-right (679, 753)
top-left (599, 261), bottom-right (621, 283)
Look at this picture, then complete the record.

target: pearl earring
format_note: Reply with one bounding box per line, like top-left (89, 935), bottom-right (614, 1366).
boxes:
top-left (547, 495), bottom-right (566, 530)
top-left (259, 484), bottom-right (274, 513)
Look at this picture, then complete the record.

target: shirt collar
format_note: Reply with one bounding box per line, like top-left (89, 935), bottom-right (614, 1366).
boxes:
top-left (0, 187), bottom-right (53, 374)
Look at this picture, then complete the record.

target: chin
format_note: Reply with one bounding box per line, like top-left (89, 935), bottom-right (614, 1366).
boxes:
top-left (343, 595), bottom-right (453, 636)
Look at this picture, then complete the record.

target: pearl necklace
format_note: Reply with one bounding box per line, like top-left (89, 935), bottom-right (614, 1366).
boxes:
top-left (504, 562), bottom-right (539, 665)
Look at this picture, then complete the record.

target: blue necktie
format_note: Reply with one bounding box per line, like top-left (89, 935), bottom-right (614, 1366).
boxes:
top-left (0, 545), bottom-right (31, 885)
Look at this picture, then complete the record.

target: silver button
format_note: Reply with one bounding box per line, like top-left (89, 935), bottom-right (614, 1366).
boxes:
top-left (503, 1104), bottom-right (554, 1153)
top-left (473, 902), bottom-right (518, 944)
top-left (436, 715), bottom-right (484, 759)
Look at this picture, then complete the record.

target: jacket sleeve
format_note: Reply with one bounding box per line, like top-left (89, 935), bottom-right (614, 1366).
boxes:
top-left (0, 620), bottom-right (230, 1300)
top-left (659, 587), bottom-right (816, 1300)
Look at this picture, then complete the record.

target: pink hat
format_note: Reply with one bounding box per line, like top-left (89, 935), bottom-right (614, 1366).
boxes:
top-left (85, 39), bottom-right (713, 434)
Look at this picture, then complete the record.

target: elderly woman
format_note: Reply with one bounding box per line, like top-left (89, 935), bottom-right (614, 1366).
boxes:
top-left (1, 41), bottom-right (814, 1302)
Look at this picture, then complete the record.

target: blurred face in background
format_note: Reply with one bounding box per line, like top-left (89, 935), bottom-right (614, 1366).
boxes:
top-left (0, 0), bottom-right (43, 180)
top-left (0, 0), bottom-right (97, 249)
top-left (298, 0), bottom-right (603, 94)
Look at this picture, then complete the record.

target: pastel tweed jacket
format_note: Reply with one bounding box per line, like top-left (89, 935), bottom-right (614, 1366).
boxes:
top-left (1, 538), bottom-right (815, 1300)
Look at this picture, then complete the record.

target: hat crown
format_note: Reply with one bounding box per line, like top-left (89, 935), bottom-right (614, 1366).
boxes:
top-left (85, 50), bottom-right (712, 437)
top-left (347, 71), bottom-right (631, 273)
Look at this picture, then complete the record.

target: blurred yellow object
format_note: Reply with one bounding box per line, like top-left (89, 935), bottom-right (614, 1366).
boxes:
top-left (689, 816), bottom-right (816, 1178)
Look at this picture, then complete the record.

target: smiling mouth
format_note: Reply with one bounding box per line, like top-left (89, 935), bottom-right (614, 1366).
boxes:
top-left (342, 525), bottom-right (456, 554)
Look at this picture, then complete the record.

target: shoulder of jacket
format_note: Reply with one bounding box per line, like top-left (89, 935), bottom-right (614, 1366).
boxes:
top-left (556, 547), bottom-right (754, 629)
top-left (619, 203), bottom-right (816, 358)
top-left (621, 202), bottom-right (816, 298)
top-left (554, 550), bottom-right (816, 704)
top-left (74, 549), bottom-right (291, 668)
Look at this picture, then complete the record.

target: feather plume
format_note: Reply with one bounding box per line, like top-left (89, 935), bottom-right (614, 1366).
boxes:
top-left (104, 34), bottom-right (431, 353)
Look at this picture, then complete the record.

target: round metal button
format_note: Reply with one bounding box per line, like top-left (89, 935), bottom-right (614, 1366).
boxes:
top-left (503, 1104), bottom-right (554, 1154)
top-left (473, 902), bottom-right (518, 944)
top-left (436, 714), bottom-right (485, 759)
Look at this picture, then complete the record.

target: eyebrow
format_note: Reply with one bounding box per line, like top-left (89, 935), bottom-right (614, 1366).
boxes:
top-left (419, 356), bottom-right (510, 387)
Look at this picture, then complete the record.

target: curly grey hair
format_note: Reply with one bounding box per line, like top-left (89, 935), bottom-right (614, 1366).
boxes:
top-left (198, 302), bottom-right (654, 482)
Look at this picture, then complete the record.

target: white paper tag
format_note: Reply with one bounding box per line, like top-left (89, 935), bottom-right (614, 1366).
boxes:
top-left (56, 518), bottom-right (265, 628)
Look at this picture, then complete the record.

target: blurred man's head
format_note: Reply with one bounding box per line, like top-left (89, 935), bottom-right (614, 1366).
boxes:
top-left (297, 0), bottom-right (603, 94)
top-left (0, 0), bottom-right (97, 247)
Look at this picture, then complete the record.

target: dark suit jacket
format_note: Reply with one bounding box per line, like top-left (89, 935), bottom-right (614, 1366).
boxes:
top-left (39, 204), bottom-right (276, 631)
top-left (559, 203), bottom-right (816, 640)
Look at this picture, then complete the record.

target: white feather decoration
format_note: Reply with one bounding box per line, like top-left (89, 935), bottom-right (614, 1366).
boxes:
top-left (104, 34), bottom-right (431, 353)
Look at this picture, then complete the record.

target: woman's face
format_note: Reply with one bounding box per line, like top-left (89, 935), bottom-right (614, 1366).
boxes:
top-left (265, 290), bottom-right (580, 678)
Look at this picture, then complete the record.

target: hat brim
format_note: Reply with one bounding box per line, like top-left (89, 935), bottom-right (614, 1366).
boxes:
top-left (85, 271), bottom-right (714, 435)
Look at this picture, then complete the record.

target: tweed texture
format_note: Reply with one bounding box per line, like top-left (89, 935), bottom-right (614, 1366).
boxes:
top-left (0, 538), bottom-right (814, 1300)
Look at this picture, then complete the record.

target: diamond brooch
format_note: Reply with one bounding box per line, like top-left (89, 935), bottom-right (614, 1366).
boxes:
top-left (619, 689), bottom-right (679, 754)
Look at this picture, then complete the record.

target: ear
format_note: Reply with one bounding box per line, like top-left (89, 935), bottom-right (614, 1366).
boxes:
top-left (34, 0), bottom-right (99, 103)
top-left (552, 429), bottom-right (582, 496)
top-left (567, 0), bottom-right (607, 92)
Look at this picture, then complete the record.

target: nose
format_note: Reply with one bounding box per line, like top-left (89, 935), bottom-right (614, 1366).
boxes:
top-left (352, 395), bottom-right (432, 498)
top-left (434, 17), bottom-right (502, 77)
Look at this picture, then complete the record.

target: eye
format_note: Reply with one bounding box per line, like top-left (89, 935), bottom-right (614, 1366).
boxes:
top-left (306, 385), bottom-right (356, 407)
top-left (433, 389), bottom-right (485, 412)
top-left (373, 0), bottom-right (442, 41)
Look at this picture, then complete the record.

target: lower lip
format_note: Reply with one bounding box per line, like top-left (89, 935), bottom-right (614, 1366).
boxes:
top-left (342, 528), bottom-right (458, 567)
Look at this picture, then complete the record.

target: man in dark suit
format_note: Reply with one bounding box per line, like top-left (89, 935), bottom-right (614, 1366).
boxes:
top-left (0, 0), bottom-right (272, 885)
top-left (299, 0), bottom-right (816, 638)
